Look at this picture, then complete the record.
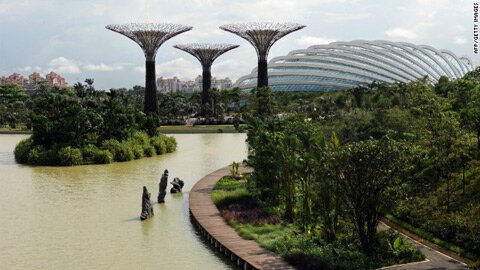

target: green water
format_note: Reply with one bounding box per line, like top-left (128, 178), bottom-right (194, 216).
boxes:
top-left (0, 134), bottom-right (247, 269)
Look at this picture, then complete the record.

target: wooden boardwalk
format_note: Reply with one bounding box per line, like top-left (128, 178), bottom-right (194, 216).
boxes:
top-left (189, 166), bottom-right (295, 270)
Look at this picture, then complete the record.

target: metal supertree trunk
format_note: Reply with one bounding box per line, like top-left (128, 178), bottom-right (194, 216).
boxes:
top-left (106, 23), bottom-right (192, 115)
top-left (174, 43), bottom-right (239, 117)
top-left (220, 22), bottom-right (305, 88)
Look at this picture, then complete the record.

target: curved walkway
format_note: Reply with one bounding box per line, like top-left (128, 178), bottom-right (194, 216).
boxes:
top-left (377, 222), bottom-right (470, 270)
top-left (189, 165), bottom-right (295, 270)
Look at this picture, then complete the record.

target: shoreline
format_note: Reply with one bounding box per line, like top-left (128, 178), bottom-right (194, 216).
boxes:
top-left (0, 131), bottom-right (32, 135)
top-left (0, 127), bottom-right (244, 135)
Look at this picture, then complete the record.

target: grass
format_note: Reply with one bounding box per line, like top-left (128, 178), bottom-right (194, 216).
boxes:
top-left (212, 177), bottom-right (250, 207)
top-left (0, 125), bottom-right (31, 133)
top-left (232, 222), bottom-right (293, 248)
top-left (212, 176), bottom-right (280, 225)
top-left (211, 188), bottom-right (251, 207)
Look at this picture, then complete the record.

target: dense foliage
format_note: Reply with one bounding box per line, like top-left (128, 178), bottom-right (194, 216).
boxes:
top-left (13, 81), bottom-right (176, 166)
top-left (109, 86), bottom-right (249, 125)
top-left (245, 70), bottom-right (480, 267)
top-left (1, 83), bottom-right (250, 130)
top-left (213, 176), bottom-right (424, 269)
top-left (0, 84), bottom-right (29, 128)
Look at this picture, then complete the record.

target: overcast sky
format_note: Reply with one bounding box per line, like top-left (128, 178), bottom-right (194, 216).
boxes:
top-left (0, 0), bottom-right (475, 89)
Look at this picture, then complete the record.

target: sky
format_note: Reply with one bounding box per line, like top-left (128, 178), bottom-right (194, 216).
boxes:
top-left (0, 0), bottom-right (475, 90)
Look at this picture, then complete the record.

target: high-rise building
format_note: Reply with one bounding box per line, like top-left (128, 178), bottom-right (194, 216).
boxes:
top-left (0, 71), bottom-right (68, 91)
top-left (45, 72), bottom-right (68, 89)
top-left (156, 76), bottom-right (181, 93)
top-left (214, 77), bottom-right (233, 90)
top-left (194, 75), bottom-right (232, 91)
top-left (157, 76), bottom-right (232, 93)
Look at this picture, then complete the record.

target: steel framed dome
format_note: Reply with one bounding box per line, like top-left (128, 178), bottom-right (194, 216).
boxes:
top-left (235, 40), bottom-right (474, 91)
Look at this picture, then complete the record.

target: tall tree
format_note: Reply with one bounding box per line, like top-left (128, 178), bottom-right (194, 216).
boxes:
top-left (331, 138), bottom-right (409, 255)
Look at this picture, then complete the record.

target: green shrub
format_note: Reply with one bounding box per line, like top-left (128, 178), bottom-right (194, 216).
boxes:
top-left (57, 146), bottom-right (83, 166)
top-left (27, 145), bottom-right (50, 165)
top-left (165, 136), bottom-right (177, 153)
top-left (131, 131), bottom-right (150, 147)
top-left (82, 144), bottom-right (113, 164)
top-left (143, 145), bottom-right (156, 157)
top-left (151, 135), bottom-right (167, 154)
top-left (212, 177), bottom-right (258, 214)
top-left (377, 229), bottom-right (425, 266)
top-left (93, 150), bottom-right (113, 164)
top-left (214, 177), bottom-right (246, 191)
top-left (102, 139), bottom-right (134, 162)
top-left (102, 139), bottom-right (121, 157)
top-left (82, 144), bottom-right (99, 162)
top-left (131, 143), bottom-right (144, 159)
top-left (115, 143), bottom-right (134, 162)
top-left (470, 260), bottom-right (480, 270)
top-left (14, 124), bottom-right (175, 166)
top-left (212, 188), bottom-right (251, 208)
top-left (14, 138), bottom-right (33, 164)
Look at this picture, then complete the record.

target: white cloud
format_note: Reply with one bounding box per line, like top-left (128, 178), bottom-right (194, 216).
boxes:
top-left (0, 0), bottom-right (473, 89)
top-left (317, 11), bottom-right (370, 22)
top-left (0, 0), bottom-right (30, 15)
top-left (47, 57), bottom-right (81, 74)
top-left (133, 66), bottom-right (145, 73)
top-left (212, 59), bottom-right (253, 82)
top-left (453, 36), bottom-right (467, 45)
top-left (16, 66), bottom-right (42, 74)
top-left (297, 36), bottom-right (336, 47)
top-left (83, 63), bottom-right (124, 72)
top-left (383, 0), bottom-right (452, 42)
top-left (385, 27), bottom-right (417, 40)
top-left (191, 0), bottom-right (220, 7)
top-left (18, 66), bottom-right (32, 72)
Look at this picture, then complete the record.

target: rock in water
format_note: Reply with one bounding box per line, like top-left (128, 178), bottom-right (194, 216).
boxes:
top-left (140, 186), bottom-right (154, 221)
top-left (158, 169), bottom-right (168, 203)
top-left (170, 177), bottom-right (185, 194)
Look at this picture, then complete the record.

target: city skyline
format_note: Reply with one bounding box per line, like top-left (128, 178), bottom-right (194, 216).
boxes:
top-left (0, 0), bottom-right (475, 89)
top-left (0, 71), bottom-right (68, 91)
top-left (0, 70), bottom-right (232, 93)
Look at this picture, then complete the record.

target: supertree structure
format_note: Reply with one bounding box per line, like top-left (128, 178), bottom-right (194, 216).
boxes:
top-left (106, 23), bottom-right (192, 115)
top-left (174, 43), bottom-right (239, 116)
top-left (220, 22), bottom-right (305, 88)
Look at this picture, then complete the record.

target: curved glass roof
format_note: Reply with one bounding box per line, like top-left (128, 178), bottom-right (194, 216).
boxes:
top-left (235, 40), bottom-right (474, 91)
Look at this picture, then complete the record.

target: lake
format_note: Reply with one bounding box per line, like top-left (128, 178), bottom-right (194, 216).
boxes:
top-left (0, 134), bottom-right (247, 269)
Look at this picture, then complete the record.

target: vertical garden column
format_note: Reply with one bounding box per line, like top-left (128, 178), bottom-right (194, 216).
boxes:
top-left (106, 23), bottom-right (192, 115)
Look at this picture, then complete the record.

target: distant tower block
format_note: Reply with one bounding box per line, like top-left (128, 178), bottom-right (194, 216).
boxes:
top-left (174, 43), bottom-right (239, 116)
top-left (106, 23), bottom-right (192, 115)
top-left (220, 22), bottom-right (305, 88)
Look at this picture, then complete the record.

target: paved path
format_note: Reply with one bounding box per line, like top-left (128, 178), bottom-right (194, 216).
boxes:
top-left (189, 165), bottom-right (295, 270)
top-left (378, 223), bottom-right (469, 270)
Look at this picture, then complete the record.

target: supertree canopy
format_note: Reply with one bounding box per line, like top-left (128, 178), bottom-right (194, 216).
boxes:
top-left (220, 22), bottom-right (305, 88)
top-left (173, 43), bottom-right (239, 116)
top-left (106, 23), bottom-right (192, 115)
